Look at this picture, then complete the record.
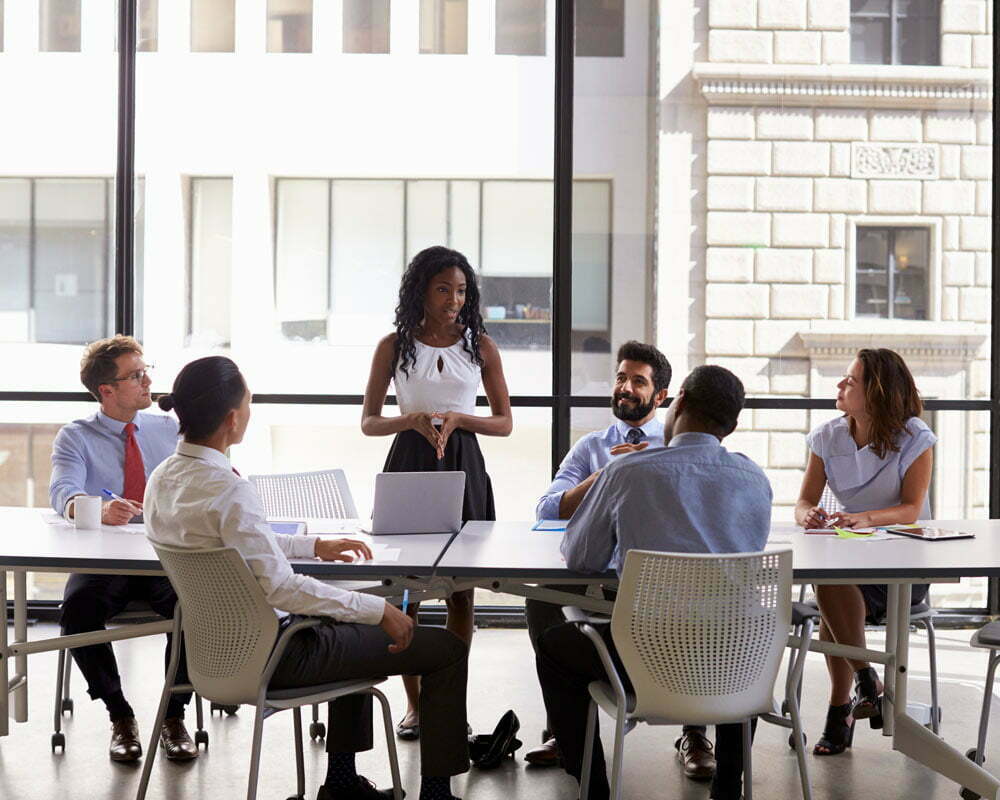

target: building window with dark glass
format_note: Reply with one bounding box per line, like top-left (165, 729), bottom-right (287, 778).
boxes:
top-left (576, 0), bottom-right (624, 58)
top-left (855, 226), bottom-right (930, 320)
top-left (850, 0), bottom-right (940, 66)
top-left (40, 0), bottom-right (81, 52)
top-left (344, 0), bottom-right (390, 54)
top-left (496, 0), bottom-right (546, 56)
top-left (419, 0), bottom-right (467, 54)
top-left (267, 0), bottom-right (312, 53)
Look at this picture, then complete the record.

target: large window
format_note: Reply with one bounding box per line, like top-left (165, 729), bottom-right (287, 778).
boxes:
top-left (850, 0), bottom-right (940, 65)
top-left (496, 0), bottom-right (546, 56)
top-left (188, 177), bottom-right (233, 347)
top-left (855, 226), bottom-right (931, 320)
top-left (191, 0), bottom-right (235, 52)
top-left (40, 0), bottom-right (81, 52)
top-left (419, 0), bottom-right (467, 54)
top-left (267, 0), bottom-right (312, 54)
top-left (343, 0), bottom-right (390, 54)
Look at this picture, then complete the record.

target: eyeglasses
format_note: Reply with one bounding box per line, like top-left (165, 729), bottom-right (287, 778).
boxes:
top-left (107, 365), bottom-right (154, 385)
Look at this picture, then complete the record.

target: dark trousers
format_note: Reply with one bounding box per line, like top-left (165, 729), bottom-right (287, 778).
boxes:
top-left (270, 618), bottom-right (470, 778)
top-left (60, 574), bottom-right (191, 720)
top-left (536, 621), bottom-right (754, 800)
top-left (526, 588), bottom-right (707, 741)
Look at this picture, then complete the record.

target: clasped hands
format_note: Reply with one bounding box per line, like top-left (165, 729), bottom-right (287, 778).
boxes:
top-left (410, 410), bottom-right (463, 459)
top-left (801, 506), bottom-right (873, 530)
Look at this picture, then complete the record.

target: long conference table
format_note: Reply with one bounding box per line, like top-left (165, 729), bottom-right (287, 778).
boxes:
top-left (3, 506), bottom-right (1000, 799)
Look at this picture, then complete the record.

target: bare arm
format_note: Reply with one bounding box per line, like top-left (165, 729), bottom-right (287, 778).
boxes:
top-left (360, 334), bottom-right (439, 445)
top-left (794, 452), bottom-right (829, 528)
top-left (830, 449), bottom-right (933, 528)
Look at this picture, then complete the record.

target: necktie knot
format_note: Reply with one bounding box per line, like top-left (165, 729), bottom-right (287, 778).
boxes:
top-left (124, 422), bottom-right (136, 438)
top-left (625, 428), bottom-right (643, 445)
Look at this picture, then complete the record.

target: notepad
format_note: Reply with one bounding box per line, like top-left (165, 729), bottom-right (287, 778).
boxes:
top-left (532, 520), bottom-right (567, 532)
top-left (269, 520), bottom-right (307, 536)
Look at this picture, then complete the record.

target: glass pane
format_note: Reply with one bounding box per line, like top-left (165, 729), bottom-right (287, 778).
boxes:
top-left (343, 0), bottom-right (390, 54)
top-left (892, 228), bottom-right (929, 320)
top-left (406, 180), bottom-right (448, 261)
top-left (572, 180), bottom-right (611, 361)
top-left (267, 0), bottom-right (312, 54)
top-left (576, 0), bottom-right (624, 58)
top-left (496, 0), bottom-right (546, 56)
top-left (419, 0), bottom-right (467, 54)
top-left (189, 177), bottom-right (233, 347)
top-left (275, 179), bottom-right (328, 338)
top-left (851, 0), bottom-right (890, 13)
top-left (0, 181), bottom-right (31, 335)
top-left (40, 0), bottom-right (80, 52)
top-left (856, 227), bottom-right (890, 319)
top-left (0, 0), bottom-right (4, 51)
top-left (896, 17), bottom-right (939, 66)
top-left (139, 0), bottom-right (158, 51)
top-left (850, 17), bottom-right (889, 64)
top-left (191, 0), bottom-right (235, 52)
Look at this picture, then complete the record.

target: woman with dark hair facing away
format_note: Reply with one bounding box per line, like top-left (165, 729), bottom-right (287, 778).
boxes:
top-left (362, 245), bottom-right (513, 739)
top-left (794, 348), bottom-right (936, 757)
top-left (146, 356), bottom-right (470, 800)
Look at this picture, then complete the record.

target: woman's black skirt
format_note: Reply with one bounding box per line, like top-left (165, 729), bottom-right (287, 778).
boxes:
top-left (382, 428), bottom-right (495, 523)
top-left (859, 583), bottom-right (930, 624)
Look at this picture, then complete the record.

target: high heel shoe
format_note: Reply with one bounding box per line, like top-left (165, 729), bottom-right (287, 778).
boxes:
top-left (813, 701), bottom-right (854, 756)
top-left (852, 666), bottom-right (884, 729)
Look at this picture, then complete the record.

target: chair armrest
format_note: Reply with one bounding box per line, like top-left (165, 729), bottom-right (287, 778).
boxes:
top-left (261, 617), bottom-right (323, 685)
top-left (562, 605), bottom-right (612, 626)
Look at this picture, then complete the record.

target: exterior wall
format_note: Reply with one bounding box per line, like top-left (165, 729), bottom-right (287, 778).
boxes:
top-left (696, 0), bottom-right (993, 523)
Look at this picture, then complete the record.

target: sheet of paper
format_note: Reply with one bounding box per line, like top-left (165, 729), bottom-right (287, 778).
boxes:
top-left (307, 518), bottom-right (365, 535)
top-left (532, 519), bottom-right (567, 532)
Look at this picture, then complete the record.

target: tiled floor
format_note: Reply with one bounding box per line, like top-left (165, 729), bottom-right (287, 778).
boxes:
top-left (0, 622), bottom-right (998, 799)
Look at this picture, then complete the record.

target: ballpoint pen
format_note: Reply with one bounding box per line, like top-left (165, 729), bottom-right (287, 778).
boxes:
top-left (100, 489), bottom-right (142, 514)
top-left (401, 589), bottom-right (409, 615)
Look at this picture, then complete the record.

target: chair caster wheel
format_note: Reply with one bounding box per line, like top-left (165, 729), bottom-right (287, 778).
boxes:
top-left (61, 699), bottom-right (74, 715)
top-left (788, 732), bottom-right (806, 749)
top-left (51, 732), bottom-right (65, 753)
top-left (195, 730), bottom-right (209, 749)
top-left (961, 788), bottom-right (981, 800)
top-left (309, 722), bottom-right (326, 740)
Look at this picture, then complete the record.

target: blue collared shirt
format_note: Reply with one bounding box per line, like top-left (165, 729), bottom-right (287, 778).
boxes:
top-left (562, 432), bottom-right (773, 576)
top-left (535, 417), bottom-right (666, 520)
top-left (49, 409), bottom-right (180, 515)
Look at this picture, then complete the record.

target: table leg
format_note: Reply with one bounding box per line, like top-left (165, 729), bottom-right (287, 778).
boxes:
top-left (0, 569), bottom-right (8, 736)
top-left (889, 581), bottom-right (1000, 799)
top-left (13, 570), bottom-right (26, 722)
top-left (882, 584), bottom-right (899, 738)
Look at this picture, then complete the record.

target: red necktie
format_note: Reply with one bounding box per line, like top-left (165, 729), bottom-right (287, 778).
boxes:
top-left (123, 423), bottom-right (146, 504)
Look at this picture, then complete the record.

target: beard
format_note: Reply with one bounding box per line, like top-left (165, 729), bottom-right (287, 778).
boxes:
top-left (612, 391), bottom-right (655, 422)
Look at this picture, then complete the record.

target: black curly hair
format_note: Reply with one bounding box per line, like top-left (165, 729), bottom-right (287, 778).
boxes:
top-left (392, 246), bottom-right (486, 377)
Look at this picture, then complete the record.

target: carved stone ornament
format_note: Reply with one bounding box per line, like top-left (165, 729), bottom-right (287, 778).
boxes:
top-left (851, 142), bottom-right (940, 180)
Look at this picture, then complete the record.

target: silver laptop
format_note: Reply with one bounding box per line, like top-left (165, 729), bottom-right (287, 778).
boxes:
top-left (365, 471), bottom-right (466, 535)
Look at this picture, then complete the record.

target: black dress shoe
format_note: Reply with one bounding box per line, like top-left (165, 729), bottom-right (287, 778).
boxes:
top-left (316, 775), bottom-right (404, 799)
top-left (109, 716), bottom-right (142, 762)
top-left (395, 719), bottom-right (419, 740)
top-left (160, 717), bottom-right (199, 761)
top-left (675, 730), bottom-right (716, 781)
top-left (524, 736), bottom-right (561, 767)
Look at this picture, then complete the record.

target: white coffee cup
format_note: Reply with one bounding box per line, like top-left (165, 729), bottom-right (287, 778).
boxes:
top-left (73, 496), bottom-right (103, 530)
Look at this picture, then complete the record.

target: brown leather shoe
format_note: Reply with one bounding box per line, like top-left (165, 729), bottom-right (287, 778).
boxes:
top-left (675, 730), bottom-right (716, 781)
top-left (524, 736), bottom-right (561, 767)
top-left (109, 717), bottom-right (142, 762)
top-left (160, 717), bottom-right (199, 761)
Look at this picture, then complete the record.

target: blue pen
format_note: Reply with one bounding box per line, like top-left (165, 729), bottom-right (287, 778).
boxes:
top-left (101, 489), bottom-right (142, 513)
top-left (401, 589), bottom-right (409, 615)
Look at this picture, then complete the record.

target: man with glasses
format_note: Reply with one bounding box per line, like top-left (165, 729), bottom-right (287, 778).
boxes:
top-left (49, 335), bottom-right (197, 763)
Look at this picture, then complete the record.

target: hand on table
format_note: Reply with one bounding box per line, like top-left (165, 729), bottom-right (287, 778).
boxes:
top-left (314, 538), bottom-right (374, 562)
top-left (380, 602), bottom-right (414, 653)
top-left (827, 511), bottom-right (872, 529)
top-left (609, 442), bottom-right (649, 456)
top-left (102, 498), bottom-right (141, 526)
top-left (801, 505), bottom-right (829, 529)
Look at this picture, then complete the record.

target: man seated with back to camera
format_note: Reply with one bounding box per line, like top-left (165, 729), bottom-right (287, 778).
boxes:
top-left (535, 365), bottom-right (773, 800)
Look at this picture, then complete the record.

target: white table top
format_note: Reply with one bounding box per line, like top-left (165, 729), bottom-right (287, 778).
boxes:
top-left (438, 520), bottom-right (1000, 582)
top-left (0, 507), bottom-right (450, 577)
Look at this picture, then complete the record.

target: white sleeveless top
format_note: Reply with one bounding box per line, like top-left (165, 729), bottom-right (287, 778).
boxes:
top-left (393, 334), bottom-right (481, 416)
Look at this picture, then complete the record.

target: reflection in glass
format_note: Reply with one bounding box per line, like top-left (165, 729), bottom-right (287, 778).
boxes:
top-left (419, 0), bottom-right (467, 54)
top-left (40, 0), bottom-right (81, 52)
top-left (344, 0), bottom-right (390, 54)
top-left (0, 180), bottom-right (31, 340)
top-left (191, 0), bottom-right (235, 52)
top-left (855, 226), bottom-right (929, 320)
top-left (267, 0), bottom-right (312, 53)
top-left (576, 0), bottom-right (624, 57)
top-left (189, 178), bottom-right (233, 346)
top-left (496, 0), bottom-right (546, 56)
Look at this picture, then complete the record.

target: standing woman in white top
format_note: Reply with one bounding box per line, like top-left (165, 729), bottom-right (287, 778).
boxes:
top-left (363, 246), bottom-right (513, 739)
top-left (794, 348), bottom-right (936, 757)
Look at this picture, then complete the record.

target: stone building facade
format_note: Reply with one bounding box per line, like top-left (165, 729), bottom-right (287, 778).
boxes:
top-left (690, 0), bottom-right (993, 524)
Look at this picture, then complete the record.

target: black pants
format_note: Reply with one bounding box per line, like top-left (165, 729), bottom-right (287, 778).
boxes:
top-left (526, 588), bottom-right (707, 742)
top-left (270, 618), bottom-right (470, 778)
top-left (60, 574), bottom-right (191, 720)
top-left (536, 621), bottom-right (754, 800)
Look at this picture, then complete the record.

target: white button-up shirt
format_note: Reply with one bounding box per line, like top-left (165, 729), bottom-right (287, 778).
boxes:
top-left (145, 441), bottom-right (385, 625)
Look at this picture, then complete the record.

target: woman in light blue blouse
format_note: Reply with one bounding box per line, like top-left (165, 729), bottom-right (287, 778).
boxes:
top-left (795, 348), bottom-right (936, 757)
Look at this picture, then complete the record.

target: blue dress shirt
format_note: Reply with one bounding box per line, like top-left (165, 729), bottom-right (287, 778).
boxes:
top-left (535, 417), bottom-right (665, 520)
top-left (50, 409), bottom-right (180, 515)
top-left (562, 432), bottom-right (773, 576)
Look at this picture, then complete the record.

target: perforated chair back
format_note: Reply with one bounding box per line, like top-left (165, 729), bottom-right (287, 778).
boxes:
top-left (819, 485), bottom-right (843, 515)
top-left (152, 544), bottom-right (280, 706)
top-left (249, 469), bottom-right (358, 519)
top-left (611, 548), bottom-right (793, 724)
